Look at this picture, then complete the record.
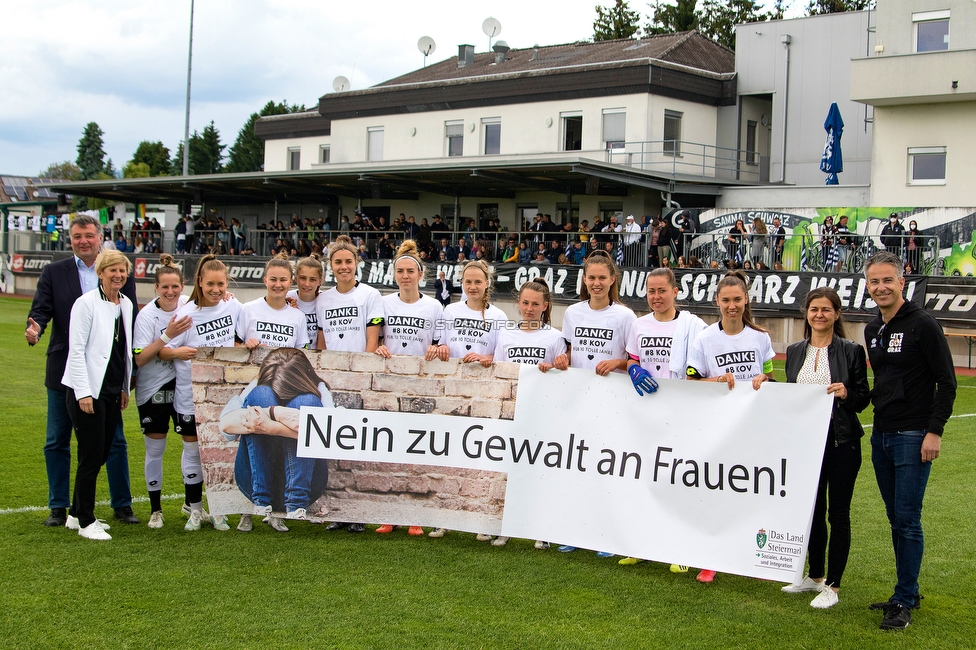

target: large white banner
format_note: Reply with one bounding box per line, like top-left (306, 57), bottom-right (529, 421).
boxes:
top-left (300, 367), bottom-right (832, 582)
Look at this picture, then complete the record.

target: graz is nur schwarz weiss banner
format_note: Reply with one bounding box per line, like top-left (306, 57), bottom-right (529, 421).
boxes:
top-left (193, 347), bottom-right (833, 583)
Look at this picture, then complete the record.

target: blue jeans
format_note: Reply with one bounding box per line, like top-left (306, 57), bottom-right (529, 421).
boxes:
top-left (46, 387), bottom-right (132, 509)
top-left (240, 386), bottom-right (321, 512)
top-left (872, 430), bottom-right (932, 608)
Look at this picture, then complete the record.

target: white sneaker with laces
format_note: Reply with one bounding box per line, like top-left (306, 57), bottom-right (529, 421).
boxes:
top-left (185, 509), bottom-right (204, 532)
top-left (208, 513), bottom-right (230, 531)
top-left (285, 508), bottom-right (307, 520)
top-left (147, 512), bottom-right (164, 529)
top-left (254, 504), bottom-right (273, 517)
top-left (267, 515), bottom-right (289, 532)
top-left (782, 576), bottom-right (826, 593)
top-left (810, 587), bottom-right (839, 609)
top-left (428, 528), bottom-right (447, 538)
top-left (78, 521), bottom-right (112, 540)
top-left (475, 533), bottom-right (492, 542)
top-left (491, 536), bottom-right (510, 547)
top-left (237, 514), bottom-right (253, 532)
top-left (66, 515), bottom-right (110, 531)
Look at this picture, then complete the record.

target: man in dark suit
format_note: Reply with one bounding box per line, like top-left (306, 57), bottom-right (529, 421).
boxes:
top-left (434, 270), bottom-right (454, 306)
top-left (26, 215), bottom-right (140, 526)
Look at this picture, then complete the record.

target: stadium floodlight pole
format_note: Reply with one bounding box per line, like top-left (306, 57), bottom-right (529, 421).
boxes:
top-left (181, 0), bottom-right (194, 177)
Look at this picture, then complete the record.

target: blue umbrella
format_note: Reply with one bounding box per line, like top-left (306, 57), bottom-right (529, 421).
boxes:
top-left (820, 102), bottom-right (844, 185)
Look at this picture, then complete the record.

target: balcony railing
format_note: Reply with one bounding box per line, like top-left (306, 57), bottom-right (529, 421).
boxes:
top-left (606, 140), bottom-right (767, 182)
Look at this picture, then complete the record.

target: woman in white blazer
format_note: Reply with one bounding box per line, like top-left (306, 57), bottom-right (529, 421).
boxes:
top-left (61, 250), bottom-right (134, 540)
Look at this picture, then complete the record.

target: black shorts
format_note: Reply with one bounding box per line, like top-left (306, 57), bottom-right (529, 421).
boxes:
top-left (173, 412), bottom-right (197, 438)
top-left (137, 380), bottom-right (179, 435)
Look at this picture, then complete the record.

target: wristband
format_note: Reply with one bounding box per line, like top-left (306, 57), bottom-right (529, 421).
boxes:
top-left (269, 406), bottom-right (276, 422)
top-left (159, 332), bottom-right (172, 344)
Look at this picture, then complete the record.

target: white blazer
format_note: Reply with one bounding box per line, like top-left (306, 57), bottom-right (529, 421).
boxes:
top-left (61, 289), bottom-right (134, 401)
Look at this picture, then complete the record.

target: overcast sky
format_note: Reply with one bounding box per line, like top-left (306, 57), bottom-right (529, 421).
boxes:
top-left (0, 0), bottom-right (799, 177)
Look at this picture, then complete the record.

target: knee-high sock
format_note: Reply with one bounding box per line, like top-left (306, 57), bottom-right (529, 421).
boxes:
top-left (182, 440), bottom-right (204, 510)
top-left (144, 437), bottom-right (167, 511)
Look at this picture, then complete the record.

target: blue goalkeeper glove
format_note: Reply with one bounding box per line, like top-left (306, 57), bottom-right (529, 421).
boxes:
top-left (628, 364), bottom-right (658, 396)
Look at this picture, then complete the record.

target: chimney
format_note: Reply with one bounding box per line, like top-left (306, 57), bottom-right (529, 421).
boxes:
top-left (530, 44), bottom-right (540, 61)
top-left (457, 44), bottom-right (475, 69)
top-left (492, 40), bottom-right (510, 64)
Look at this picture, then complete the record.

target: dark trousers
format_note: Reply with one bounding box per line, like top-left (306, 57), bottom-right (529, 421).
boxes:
top-left (808, 437), bottom-right (861, 588)
top-left (66, 392), bottom-right (123, 528)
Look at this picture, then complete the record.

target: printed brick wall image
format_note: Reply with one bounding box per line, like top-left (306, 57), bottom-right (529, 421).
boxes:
top-left (192, 347), bottom-right (519, 534)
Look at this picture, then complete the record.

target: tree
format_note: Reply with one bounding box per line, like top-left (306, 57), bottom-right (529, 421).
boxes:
top-left (645, 0), bottom-right (698, 36)
top-left (75, 122), bottom-right (107, 180)
top-left (593, 0), bottom-right (642, 41)
top-left (806, 0), bottom-right (874, 15)
top-left (39, 161), bottom-right (81, 180)
top-left (122, 161), bottom-right (151, 178)
top-left (225, 100), bottom-right (306, 173)
top-left (173, 121), bottom-right (227, 175)
top-left (131, 141), bottom-right (172, 176)
top-left (697, 0), bottom-right (768, 50)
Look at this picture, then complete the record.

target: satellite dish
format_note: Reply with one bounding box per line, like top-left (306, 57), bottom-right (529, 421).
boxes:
top-left (418, 36), bottom-right (436, 56)
top-left (418, 36), bottom-right (436, 67)
top-left (482, 17), bottom-right (502, 50)
top-left (482, 17), bottom-right (502, 38)
top-left (332, 76), bottom-right (350, 92)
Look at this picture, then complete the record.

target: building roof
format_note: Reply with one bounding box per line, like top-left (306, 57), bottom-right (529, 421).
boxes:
top-left (0, 175), bottom-right (66, 203)
top-left (376, 31), bottom-right (735, 88)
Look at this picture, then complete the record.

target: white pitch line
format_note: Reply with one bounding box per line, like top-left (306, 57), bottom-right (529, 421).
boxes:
top-left (862, 413), bottom-right (976, 430)
top-left (0, 493), bottom-right (184, 516)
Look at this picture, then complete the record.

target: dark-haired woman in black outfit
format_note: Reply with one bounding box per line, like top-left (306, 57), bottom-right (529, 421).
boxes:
top-left (775, 287), bottom-right (869, 608)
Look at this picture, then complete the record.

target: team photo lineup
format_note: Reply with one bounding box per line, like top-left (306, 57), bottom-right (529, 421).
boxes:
top-left (24, 215), bottom-right (958, 634)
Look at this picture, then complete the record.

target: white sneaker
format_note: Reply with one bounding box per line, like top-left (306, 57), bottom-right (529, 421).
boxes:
top-left (285, 508), bottom-right (307, 520)
top-left (208, 513), bottom-right (230, 531)
top-left (534, 540), bottom-right (550, 550)
top-left (66, 515), bottom-right (110, 531)
top-left (782, 576), bottom-right (826, 593)
top-left (78, 521), bottom-right (112, 540)
top-left (267, 515), bottom-right (289, 532)
top-left (491, 536), bottom-right (510, 547)
top-left (475, 533), bottom-right (492, 542)
top-left (428, 528), bottom-right (447, 538)
top-left (185, 509), bottom-right (204, 532)
top-left (253, 504), bottom-right (273, 517)
top-left (810, 587), bottom-right (839, 609)
top-left (237, 514), bottom-right (253, 532)
top-left (147, 512), bottom-right (164, 529)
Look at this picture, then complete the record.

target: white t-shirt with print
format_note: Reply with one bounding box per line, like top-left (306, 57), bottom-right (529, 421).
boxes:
top-left (286, 289), bottom-right (320, 349)
top-left (168, 298), bottom-right (243, 415)
top-left (133, 295), bottom-right (189, 405)
top-left (626, 313), bottom-right (678, 379)
top-left (381, 293), bottom-right (444, 357)
top-left (561, 301), bottom-right (636, 371)
top-left (237, 297), bottom-right (309, 349)
top-left (442, 301), bottom-right (508, 358)
top-left (494, 324), bottom-right (567, 366)
top-left (316, 283), bottom-right (384, 352)
top-left (687, 323), bottom-right (775, 381)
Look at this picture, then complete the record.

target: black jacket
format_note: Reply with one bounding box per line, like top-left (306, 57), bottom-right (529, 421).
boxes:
top-left (865, 300), bottom-right (956, 435)
top-left (434, 279), bottom-right (455, 306)
top-left (785, 335), bottom-right (870, 446)
top-left (28, 255), bottom-right (138, 390)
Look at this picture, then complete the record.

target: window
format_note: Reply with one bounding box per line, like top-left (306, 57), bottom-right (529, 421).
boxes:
top-left (909, 147), bottom-right (946, 184)
top-left (483, 119), bottom-right (501, 155)
top-left (319, 146), bottom-right (330, 164)
top-left (561, 113), bottom-right (582, 151)
top-left (287, 147), bottom-right (301, 171)
top-left (599, 202), bottom-right (623, 222)
top-left (556, 202), bottom-right (580, 224)
top-left (664, 110), bottom-right (682, 156)
top-left (446, 121), bottom-right (464, 157)
top-left (602, 110), bottom-right (625, 149)
top-left (914, 10), bottom-right (949, 52)
top-left (746, 121), bottom-right (758, 166)
top-left (367, 127), bottom-right (384, 161)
